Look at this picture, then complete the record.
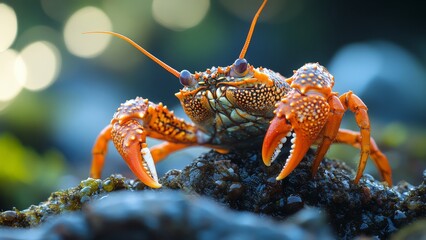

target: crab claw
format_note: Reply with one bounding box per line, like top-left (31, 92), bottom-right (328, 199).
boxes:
top-left (262, 117), bottom-right (292, 167)
top-left (263, 88), bottom-right (330, 181)
top-left (262, 116), bottom-right (314, 180)
top-left (123, 141), bottom-right (161, 189)
top-left (112, 120), bottom-right (161, 188)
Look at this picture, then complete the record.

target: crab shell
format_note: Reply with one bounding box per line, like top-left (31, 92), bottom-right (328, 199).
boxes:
top-left (175, 64), bottom-right (290, 148)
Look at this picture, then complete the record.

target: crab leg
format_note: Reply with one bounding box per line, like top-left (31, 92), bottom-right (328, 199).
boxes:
top-left (149, 142), bottom-right (191, 163)
top-left (91, 125), bottom-right (112, 179)
top-left (310, 95), bottom-right (345, 177)
top-left (335, 129), bottom-right (392, 185)
top-left (338, 91), bottom-right (371, 184)
top-left (90, 97), bottom-right (199, 188)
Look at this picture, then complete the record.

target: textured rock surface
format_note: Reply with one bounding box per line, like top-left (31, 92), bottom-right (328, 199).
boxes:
top-left (1, 149), bottom-right (425, 239)
top-left (0, 191), bottom-right (334, 240)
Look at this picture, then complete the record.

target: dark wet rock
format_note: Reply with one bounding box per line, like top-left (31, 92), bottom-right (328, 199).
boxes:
top-left (391, 219), bottom-right (426, 240)
top-left (160, 149), bottom-right (426, 239)
top-left (0, 191), bottom-right (333, 240)
top-left (1, 149), bottom-right (425, 239)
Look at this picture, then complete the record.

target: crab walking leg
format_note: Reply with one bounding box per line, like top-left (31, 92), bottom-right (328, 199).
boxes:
top-left (90, 125), bottom-right (112, 179)
top-left (90, 97), bottom-right (199, 188)
top-left (149, 142), bottom-right (191, 163)
top-left (339, 91), bottom-right (371, 184)
top-left (335, 129), bottom-right (392, 185)
top-left (311, 95), bottom-right (345, 177)
top-left (149, 142), bottom-right (229, 164)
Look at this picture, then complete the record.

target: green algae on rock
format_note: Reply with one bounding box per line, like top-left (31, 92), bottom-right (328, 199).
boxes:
top-left (0, 175), bottom-right (139, 227)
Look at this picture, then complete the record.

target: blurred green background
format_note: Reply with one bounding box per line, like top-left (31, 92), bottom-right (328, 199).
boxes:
top-left (1, 0), bottom-right (425, 210)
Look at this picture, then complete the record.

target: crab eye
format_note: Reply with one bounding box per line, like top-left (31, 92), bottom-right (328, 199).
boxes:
top-left (232, 58), bottom-right (248, 76)
top-left (179, 69), bottom-right (197, 87)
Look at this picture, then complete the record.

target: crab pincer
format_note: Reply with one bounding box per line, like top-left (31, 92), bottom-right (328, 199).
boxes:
top-left (262, 82), bottom-right (331, 180)
top-left (262, 63), bottom-right (392, 185)
top-left (111, 119), bottom-right (160, 189)
top-left (91, 97), bottom-right (199, 188)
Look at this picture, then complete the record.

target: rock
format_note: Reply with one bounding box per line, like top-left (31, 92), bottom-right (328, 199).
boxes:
top-left (0, 191), bottom-right (333, 240)
top-left (391, 219), bottom-right (426, 240)
top-left (0, 149), bottom-right (425, 239)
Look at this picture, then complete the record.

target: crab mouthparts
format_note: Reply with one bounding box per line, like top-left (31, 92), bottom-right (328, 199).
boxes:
top-left (141, 147), bottom-right (159, 183)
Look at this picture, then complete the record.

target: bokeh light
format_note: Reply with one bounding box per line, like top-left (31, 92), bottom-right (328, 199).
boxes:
top-left (64, 6), bottom-right (112, 58)
top-left (152, 0), bottom-right (210, 31)
top-left (0, 101), bottom-right (10, 112)
top-left (0, 49), bottom-right (24, 102)
top-left (328, 43), bottom-right (383, 95)
top-left (17, 41), bottom-right (61, 91)
top-left (99, 0), bottom-right (154, 71)
top-left (0, 3), bottom-right (18, 52)
top-left (220, 0), bottom-right (290, 23)
top-left (40, 0), bottom-right (72, 22)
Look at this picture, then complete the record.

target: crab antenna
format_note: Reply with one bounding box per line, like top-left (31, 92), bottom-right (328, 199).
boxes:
top-left (84, 31), bottom-right (181, 78)
top-left (239, 0), bottom-right (268, 59)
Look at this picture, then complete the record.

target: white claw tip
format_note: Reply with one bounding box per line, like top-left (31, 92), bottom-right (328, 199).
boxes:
top-left (141, 147), bottom-right (158, 182)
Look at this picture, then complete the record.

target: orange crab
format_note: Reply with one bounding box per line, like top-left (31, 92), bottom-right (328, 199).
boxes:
top-left (89, 0), bottom-right (392, 188)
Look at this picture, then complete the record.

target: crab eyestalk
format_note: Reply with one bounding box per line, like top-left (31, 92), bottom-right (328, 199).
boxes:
top-left (231, 58), bottom-right (249, 77)
top-left (179, 69), bottom-right (197, 87)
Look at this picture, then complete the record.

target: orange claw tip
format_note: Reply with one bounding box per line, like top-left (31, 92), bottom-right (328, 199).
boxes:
top-left (276, 175), bottom-right (285, 181)
top-left (275, 165), bottom-right (293, 181)
top-left (262, 117), bottom-right (292, 167)
top-left (123, 142), bottom-right (162, 189)
top-left (275, 131), bottom-right (314, 182)
top-left (131, 162), bottom-right (162, 189)
top-left (145, 181), bottom-right (162, 189)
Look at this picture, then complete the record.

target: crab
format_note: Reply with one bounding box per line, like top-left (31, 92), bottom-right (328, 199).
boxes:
top-left (89, 0), bottom-right (392, 188)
